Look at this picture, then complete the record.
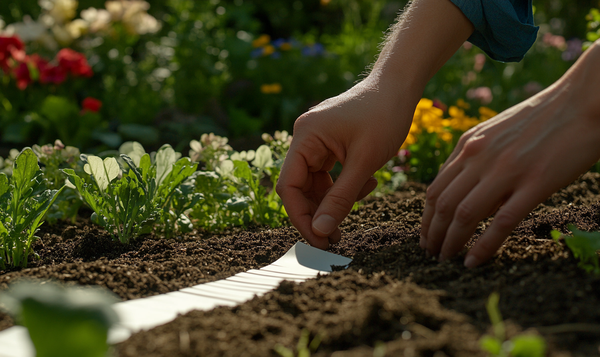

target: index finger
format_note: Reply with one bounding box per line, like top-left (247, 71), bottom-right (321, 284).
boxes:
top-left (276, 149), bottom-right (331, 249)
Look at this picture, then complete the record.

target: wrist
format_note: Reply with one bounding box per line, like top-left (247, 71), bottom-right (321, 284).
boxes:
top-left (561, 40), bottom-right (600, 120)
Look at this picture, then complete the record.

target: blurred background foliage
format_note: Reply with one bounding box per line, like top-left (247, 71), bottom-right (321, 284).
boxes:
top-left (0, 0), bottom-right (598, 158)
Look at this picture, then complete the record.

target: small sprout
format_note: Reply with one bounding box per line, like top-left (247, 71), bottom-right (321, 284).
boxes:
top-left (0, 281), bottom-right (119, 357)
top-left (480, 292), bottom-right (546, 357)
top-left (551, 224), bottom-right (600, 274)
top-left (274, 329), bottom-right (321, 357)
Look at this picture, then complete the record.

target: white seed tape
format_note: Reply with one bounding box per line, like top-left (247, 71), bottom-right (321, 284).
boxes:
top-left (0, 242), bottom-right (352, 357)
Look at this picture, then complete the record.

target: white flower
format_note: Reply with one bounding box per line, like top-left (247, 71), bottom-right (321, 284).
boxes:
top-left (81, 8), bottom-right (112, 33)
top-left (52, 24), bottom-right (74, 45)
top-left (105, 0), bottom-right (160, 35)
top-left (66, 19), bottom-right (89, 39)
top-left (48, 0), bottom-right (78, 25)
top-left (4, 15), bottom-right (47, 42)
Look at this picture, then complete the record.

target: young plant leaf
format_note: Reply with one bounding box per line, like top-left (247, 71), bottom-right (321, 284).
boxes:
top-left (252, 145), bottom-right (273, 169)
top-left (83, 156), bottom-right (120, 192)
top-left (12, 148), bottom-right (39, 196)
top-left (510, 335), bottom-right (546, 357)
top-left (552, 225), bottom-right (600, 274)
top-left (155, 144), bottom-right (177, 187)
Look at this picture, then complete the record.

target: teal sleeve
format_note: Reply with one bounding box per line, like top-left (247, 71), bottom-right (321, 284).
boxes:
top-left (450, 0), bottom-right (539, 62)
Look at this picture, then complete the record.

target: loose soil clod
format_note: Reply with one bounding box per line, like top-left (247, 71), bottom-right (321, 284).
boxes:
top-left (2, 174), bottom-right (600, 356)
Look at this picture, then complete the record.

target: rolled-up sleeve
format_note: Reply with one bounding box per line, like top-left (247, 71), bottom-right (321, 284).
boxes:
top-left (450, 0), bottom-right (539, 62)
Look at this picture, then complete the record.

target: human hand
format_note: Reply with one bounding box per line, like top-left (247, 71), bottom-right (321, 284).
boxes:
top-left (276, 80), bottom-right (419, 249)
top-left (420, 44), bottom-right (600, 267)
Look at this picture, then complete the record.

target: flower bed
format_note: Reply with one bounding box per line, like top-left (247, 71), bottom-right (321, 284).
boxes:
top-left (2, 175), bottom-right (600, 356)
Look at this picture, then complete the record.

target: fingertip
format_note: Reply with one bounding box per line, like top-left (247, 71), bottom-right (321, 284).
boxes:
top-left (328, 228), bottom-right (342, 245)
top-left (464, 254), bottom-right (482, 268)
top-left (312, 214), bottom-right (338, 236)
top-left (305, 235), bottom-right (330, 250)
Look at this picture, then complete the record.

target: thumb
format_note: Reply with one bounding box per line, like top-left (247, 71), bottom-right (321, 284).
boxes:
top-left (312, 161), bottom-right (377, 237)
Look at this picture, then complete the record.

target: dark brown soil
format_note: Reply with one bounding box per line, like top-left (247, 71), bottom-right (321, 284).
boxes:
top-left (2, 174), bottom-right (600, 356)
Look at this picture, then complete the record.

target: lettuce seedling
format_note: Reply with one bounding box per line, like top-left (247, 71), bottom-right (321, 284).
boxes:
top-left (63, 144), bottom-right (200, 242)
top-left (0, 148), bottom-right (64, 269)
top-left (551, 225), bottom-right (600, 274)
top-left (274, 329), bottom-right (321, 357)
top-left (0, 281), bottom-right (118, 357)
top-left (32, 140), bottom-right (84, 224)
top-left (480, 293), bottom-right (546, 357)
top-left (231, 144), bottom-right (287, 227)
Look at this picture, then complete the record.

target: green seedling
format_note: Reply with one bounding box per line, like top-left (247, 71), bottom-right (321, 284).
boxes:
top-left (551, 225), bottom-right (600, 274)
top-left (190, 144), bottom-right (287, 231)
top-left (63, 144), bottom-right (200, 242)
top-left (231, 144), bottom-right (287, 227)
top-left (480, 293), bottom-right (546, 357)
top-left (0, 281), bottom-right (119, 357)
top-left (0, 148), bottom-right (64, 269)
top-left (32, 140), bottom-right (84, 224)
top-left (274, 329), bottom-right (321, 357)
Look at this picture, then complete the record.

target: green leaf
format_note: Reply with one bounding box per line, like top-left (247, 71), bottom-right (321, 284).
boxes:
top-left (119, 141), bottom-right (146, 167)
top-left (233, 160), bottom-right (252, 182)
top-left (84, 156), bottom-right (120, 192)
top-left (216, 160), bottom-right (234, 178)
top-left (155, 145), bottom-right (178, 187)
top-left (556, 225), bottom-right (600, 273)
top-left (479, 335), bottom-right (502, 355)
top-left (510, 335), bottom-right (546, 357)
top-left (225, 197), bottom-right (250, 212)
top-left (0, 173), bottom-right (9, 198)
top-left (12, 148), bottom-right (39, 194)
top-left (252, 145), bottom-right (273, 169)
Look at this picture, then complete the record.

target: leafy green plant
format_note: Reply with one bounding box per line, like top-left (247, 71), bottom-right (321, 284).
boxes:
top-left (480, 292), bottom-right (546, 357)
top-left (551, 225), bottom-right (600, 274)
top-left (0, 148), bottom-right (64, 269)
top-left (63, 144), bottom-right (200, 243)
top-left (189, 134), bottom-right (288, 232)
top-left (0, 281), bottom-right (119, 357)
top-left (274, 329), bottom-right (321, 357)
top-left (32, 140), bottom-right (85, 224)
top-left (583, 8), bottom-right (600, 50)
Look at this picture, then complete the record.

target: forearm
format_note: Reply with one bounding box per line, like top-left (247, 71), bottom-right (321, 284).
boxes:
top-left (365, 0), bottom-right (474, 95)
top-left (567, 40), bottom-right (600, 119)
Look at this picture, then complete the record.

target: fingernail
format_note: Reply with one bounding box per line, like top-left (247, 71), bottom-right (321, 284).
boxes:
top-left (464, 255), bottom-right (480, 268)
top-left (313, 214), bottom-right (337, 235)
top-left (419, 235), bottom-right (426, 249)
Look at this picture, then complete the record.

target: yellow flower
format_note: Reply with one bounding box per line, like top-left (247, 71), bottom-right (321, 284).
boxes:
top-left (279, 42), bottom-right (292, 51)
top-left (479, 106), bottom-right (498, 121)
top-left (262, 44), bottom-right (275, 56)
top-left (414, 98), bottom-right (444, 133)
top-left (252, 34), bottom-right (271, 48)
top-left (260, 83), bottom-right (282, 94)
top-left (456, 98), bottom-right (470, 109)
top-left (440, 131), bottom-right (453, 143)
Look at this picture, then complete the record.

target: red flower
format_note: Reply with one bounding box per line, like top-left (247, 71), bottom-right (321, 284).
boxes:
top-left (57, 48), bottom-right (93, 78)
top-left (0, 35), bottom-right (25, 74)
top-left (81, 97), bottom-right (102, 113)
top-left (14, 61), bottom-right (33, 90)
top-left (32, 54), bottom-right (67, 85)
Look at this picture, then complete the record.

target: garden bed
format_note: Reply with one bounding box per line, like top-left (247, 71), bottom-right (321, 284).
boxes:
top-left (2, 175), bottom-right (600, 356)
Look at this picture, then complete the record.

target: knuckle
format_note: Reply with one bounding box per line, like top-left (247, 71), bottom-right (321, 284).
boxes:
top-left (434, 194), bottom-right (451, 217)
top-left (325, 191), bottom-right (355, 214)
top-left (454, 202), bottom-right (475, 225)
top-left (493, 208), bottom-right (519, 231)
top-left (425, 186), bottom-right (439, 203)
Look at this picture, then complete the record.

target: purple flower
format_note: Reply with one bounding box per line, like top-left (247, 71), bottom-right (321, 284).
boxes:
top-left (562, 38), bottom-right (583, 61)
top-left (302, 43), bottom-right (325, 57)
